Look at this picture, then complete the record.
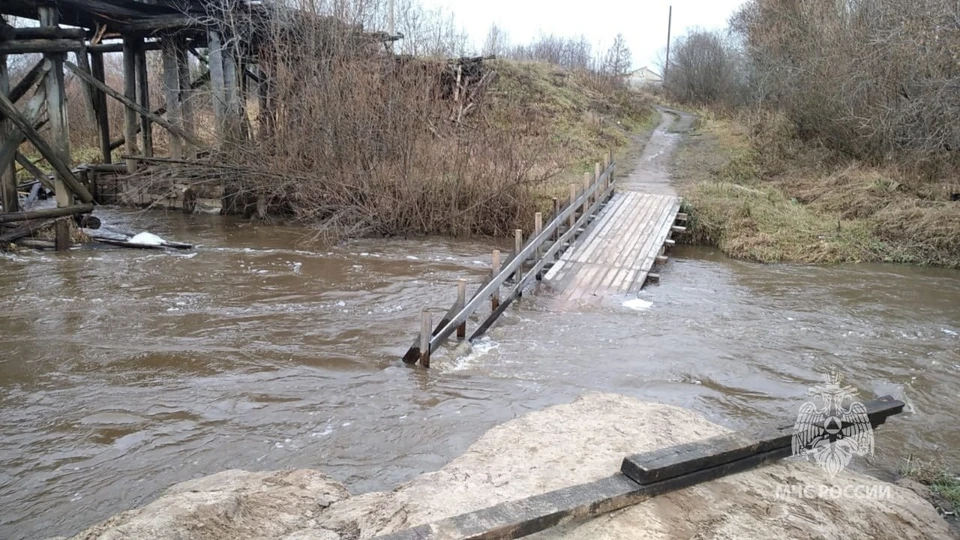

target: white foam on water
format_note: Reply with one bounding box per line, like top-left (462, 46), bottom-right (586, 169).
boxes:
top-left (128, 232), bottom-right (165, 246)
top-left (622, 298), bottom-right (653, 311)
top-left (942, 328), bottom-right (958, 336)
top-left (447, 337), bottom-right (500, 371)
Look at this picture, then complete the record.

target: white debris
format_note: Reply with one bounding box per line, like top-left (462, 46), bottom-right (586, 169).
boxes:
top-left (622, 298), bottom-right (653, 311)
top-left (128, 232), bottom-right (166, 246)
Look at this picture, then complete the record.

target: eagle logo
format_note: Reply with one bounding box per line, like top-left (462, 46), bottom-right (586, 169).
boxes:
top-left (792, 373), bottom-right (874, 477)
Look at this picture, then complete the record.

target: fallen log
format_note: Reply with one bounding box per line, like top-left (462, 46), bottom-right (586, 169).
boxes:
top-left (0, 203), bottom-right (94, 224)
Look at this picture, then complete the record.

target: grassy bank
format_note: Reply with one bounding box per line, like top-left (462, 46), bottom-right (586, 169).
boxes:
top-left (673, 111), bottom-right (960, 266)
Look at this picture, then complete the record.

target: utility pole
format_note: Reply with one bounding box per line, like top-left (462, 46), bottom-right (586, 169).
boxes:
top-left (664, 5), bottom-right (672, 86)
top-left (389, 0), bottom-right (395, 36)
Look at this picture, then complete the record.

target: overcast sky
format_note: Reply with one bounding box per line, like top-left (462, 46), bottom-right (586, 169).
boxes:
top-left (419, 0), bottom-right (746, 69)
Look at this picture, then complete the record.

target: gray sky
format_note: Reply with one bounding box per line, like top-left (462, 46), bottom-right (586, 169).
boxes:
top-left (420, 0), bottom-right (746, 69)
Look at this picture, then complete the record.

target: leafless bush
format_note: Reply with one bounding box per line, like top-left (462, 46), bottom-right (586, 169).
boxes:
top-left (731, 0), bottom-right (960, 169)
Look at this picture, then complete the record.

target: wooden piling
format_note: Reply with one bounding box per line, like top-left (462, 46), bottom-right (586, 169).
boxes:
top-left (39, 7), bottom-right (72, 250)
top-left (491, 249), bottom-right (501, 310)
top-left (90, 50), bottom-right (111, 164)
top-left (177, 39), bottom-right (195, 158)
top-left (568, 185), bottom-right (576, 229)
top-left (135, 43), bottom-right (152, 157)
top-left (122, 36), bottom-right (139, 173)
top-left (54, 218), bottom-right (70, 251)
top-left (161, 37), bottom-right (183, 160)
top-left (456, 279), bottom-right (466, 339)
top-left (207, 30), bottom-right (226, 141)
top-left (0, 52), bottom-right (15, 212)
top-left (222, 39), bottom-right (240, 141)
top-left (419, 310), bottom-right (431, 368)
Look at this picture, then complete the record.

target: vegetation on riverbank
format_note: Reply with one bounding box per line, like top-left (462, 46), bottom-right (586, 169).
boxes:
top-left (900, 457), bottom-right (960, 520)
top-left (661, 0), bottom-right (960, 267)
top-left (673, 110), bottom-right (960, 266)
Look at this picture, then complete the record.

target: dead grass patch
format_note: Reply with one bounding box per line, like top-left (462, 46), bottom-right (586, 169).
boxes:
top-left (674, 111), bottom-right (960, 267)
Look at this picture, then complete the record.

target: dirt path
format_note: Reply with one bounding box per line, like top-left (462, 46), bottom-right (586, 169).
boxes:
top-left (617, 107), bottom-right (696, 196)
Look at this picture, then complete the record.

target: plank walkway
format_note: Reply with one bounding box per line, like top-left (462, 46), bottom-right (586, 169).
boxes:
top-left (543, 191), bottom-right (682, 305)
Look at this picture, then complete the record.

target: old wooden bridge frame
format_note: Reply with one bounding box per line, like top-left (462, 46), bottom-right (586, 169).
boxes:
top-left (402, 152), bottom-right (617, 367)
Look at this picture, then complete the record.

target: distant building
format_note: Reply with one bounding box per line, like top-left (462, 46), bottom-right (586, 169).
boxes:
top-left (627, 67), bottom-right (663, 88)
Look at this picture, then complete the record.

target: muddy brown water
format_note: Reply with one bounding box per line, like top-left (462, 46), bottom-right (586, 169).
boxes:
top-left (1, 208), bottom-right (959, 540)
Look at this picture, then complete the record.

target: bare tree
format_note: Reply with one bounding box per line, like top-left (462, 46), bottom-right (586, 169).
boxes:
top-left (482, 23), bottom-right (509, 57)
top-left (603, 33), bottom-right (632, 79)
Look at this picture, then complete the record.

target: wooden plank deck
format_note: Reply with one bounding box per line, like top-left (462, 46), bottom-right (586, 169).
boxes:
top-left (543, 192), bottom-right (681, 305)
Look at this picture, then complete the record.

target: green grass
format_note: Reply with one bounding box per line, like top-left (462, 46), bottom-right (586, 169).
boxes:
top-left (900, 458), bottom-right (960, 510)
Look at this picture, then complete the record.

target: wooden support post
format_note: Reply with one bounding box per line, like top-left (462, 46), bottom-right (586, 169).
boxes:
top-left (491, 249), bottom-right (501, 310)
top-left (73, 49), bottom-right (97, 123)
top-left (222, 40), bottom-right (241, 141)
top-left (122, 36), bottom-right (139, 173)
top-left (595, 161), bottom-right (601, 184)
top-left (419, 310), bottom-right (431, 368)
top-left (568, 185), bottom-right (576, 229)
top-left (609, 149), bottom-right (615, 187)
top-left (0, 51), bottom-right (16, 212)
top-left (39, 6), bottom-right (72, 251)
top-left (551, 199), bottom-right (559, 241)
top-left (177, 39), bottom-right (195, 158)
top-left (582, 172), bottom-right (591, 215)
top-left (161, 37), bottom-right (183, 160)
top-left (54, 217), bottom-right (70, 251)
top-left (90, 51), bottom-right (111, 164)
top-left (513, 229), bottom-right (523, 283)
top-left (207, 30), bottom-right (226, 141)
top-left (256, 63), bottom-right (272, 140)
top-left (135, 42), bottom-right (152, 157)
top-left (456, 279), bottom-right (467, 339)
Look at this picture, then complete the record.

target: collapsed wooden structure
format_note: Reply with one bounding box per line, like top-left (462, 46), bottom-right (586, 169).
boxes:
top-left (0, 0), bottom-right (399, 249)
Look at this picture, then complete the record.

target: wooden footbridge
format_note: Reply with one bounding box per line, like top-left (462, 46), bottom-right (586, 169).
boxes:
top-left (403, 151), bottom-right (686, 367)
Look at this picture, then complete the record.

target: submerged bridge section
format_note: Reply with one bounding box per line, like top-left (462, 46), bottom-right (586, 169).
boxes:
top-left (545, 191), bottom-right (683, 306)
top-left (404, 137), bottom-right (686, 366)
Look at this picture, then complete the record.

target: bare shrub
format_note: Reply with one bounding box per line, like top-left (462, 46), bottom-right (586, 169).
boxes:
top-left (664, 29), bottom-right (745, 110)
top-left (731, 0), bottom-right (960, 169)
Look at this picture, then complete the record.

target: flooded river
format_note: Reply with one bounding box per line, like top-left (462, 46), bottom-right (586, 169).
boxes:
top-left (1, 208), bottom-right (959, 539)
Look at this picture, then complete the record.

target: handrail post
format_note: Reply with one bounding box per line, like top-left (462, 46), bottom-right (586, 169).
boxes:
top-left (534, 212), bottom-right (542, 260)
top-left (491, 249), bottom-right (501, 310)
top-left (582, 172), bottom-right (591, 216)
top-left (420, 310), bottom-right (431, 368)
top-left (513, 229), bottom-right (523, 283)
top-left (456, 279), bottom-right (467, 339)
top-left (568, 184), bottom-right (576, 231)
top-left (551, 198), bottom-right (559, 242)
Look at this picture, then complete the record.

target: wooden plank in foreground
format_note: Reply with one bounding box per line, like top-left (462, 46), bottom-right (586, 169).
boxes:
top-left (621, 394), bottom-right (904, 485)
top-left (372, 396), bottom-right (904, 540)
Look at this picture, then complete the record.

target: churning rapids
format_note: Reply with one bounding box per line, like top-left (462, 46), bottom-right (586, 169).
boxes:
top-left (1, 208), bottom-right (958, 539)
